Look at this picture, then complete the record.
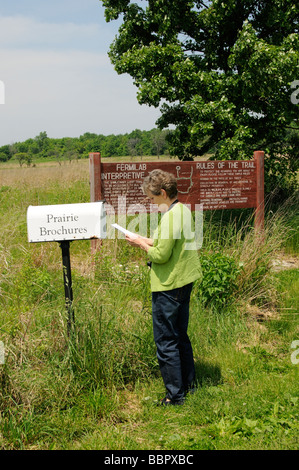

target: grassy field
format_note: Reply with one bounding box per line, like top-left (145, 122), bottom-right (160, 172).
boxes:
top-left (0, 159), bottom-right (298, 450)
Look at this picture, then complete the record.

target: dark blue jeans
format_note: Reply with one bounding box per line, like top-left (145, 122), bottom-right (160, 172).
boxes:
top-left (152, 283), bottom-right (195, 403)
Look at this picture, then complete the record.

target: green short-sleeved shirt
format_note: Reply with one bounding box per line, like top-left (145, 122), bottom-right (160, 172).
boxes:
top-left (147, 202), bottom-right (202, 292)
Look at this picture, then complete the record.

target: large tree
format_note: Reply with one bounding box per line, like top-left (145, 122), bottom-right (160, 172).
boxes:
top-left (101, 0), bottom-right (299, 193)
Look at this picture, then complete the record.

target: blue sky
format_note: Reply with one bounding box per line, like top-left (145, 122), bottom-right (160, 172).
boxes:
top-left (0, 0), bottom-right (160, 146)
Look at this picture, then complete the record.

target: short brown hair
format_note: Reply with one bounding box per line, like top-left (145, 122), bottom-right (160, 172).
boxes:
top-left (142, 169), bottom-right (178, 199)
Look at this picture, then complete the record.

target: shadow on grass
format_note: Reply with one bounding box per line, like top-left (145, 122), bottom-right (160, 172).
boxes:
top-left (195, 359), bottom-right (222, 387)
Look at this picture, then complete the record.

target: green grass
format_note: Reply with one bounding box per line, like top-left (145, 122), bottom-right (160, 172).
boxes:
top-left (0, 161), bottom-right (298, 450)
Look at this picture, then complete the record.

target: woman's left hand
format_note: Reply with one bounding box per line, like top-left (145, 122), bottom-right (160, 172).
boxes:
top-left (125, 235), bottom-right (140, 246)
top-left (125, 235), bottom-right (150, 252)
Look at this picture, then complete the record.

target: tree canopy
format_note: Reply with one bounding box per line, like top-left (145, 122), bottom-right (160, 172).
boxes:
top-left (0, 129), bottom-right (170, 164)
top-left (101, 0), bottom-right (299, 193)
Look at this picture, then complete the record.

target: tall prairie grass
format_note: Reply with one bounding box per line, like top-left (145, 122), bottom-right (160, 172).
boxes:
top-left (0, 160), bottom-right (298, 450)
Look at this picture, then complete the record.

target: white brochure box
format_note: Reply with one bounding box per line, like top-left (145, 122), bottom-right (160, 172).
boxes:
top-left (27, 202), bottom-right (106, 243)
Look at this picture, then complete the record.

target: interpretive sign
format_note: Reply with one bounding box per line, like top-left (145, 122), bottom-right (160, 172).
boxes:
top-left (90, 151), bottom-right (264, 231)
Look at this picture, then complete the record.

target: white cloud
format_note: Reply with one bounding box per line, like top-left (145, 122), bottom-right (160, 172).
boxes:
top-left (0, 15), bottom-right (111, 50)
top-left (0, 16), bottom-right (160, 146)
top-left (0, 48), bottom-right (110, 106)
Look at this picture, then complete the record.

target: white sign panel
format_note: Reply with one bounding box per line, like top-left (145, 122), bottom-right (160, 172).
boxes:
top-left (27, 202), bottom-right (106, 243)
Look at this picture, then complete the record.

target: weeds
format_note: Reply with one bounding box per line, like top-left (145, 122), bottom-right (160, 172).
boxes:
top-left (0, 161), bottom-right (298, 450)
top-left (196, 251), bottom-right (242, 310)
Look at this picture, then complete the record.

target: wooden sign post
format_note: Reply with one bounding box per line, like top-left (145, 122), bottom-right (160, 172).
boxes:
top-left (89, 151), bottom-right (264, 235)
top-left (254, 151), bottom-right (265, 233)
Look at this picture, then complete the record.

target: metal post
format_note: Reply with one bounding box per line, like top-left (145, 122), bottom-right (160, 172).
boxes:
top-left (59, 241), bottom-right (75, 334)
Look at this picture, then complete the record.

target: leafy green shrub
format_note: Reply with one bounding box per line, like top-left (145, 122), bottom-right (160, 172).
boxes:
top-left (197, 252), bottom-right (243, 311)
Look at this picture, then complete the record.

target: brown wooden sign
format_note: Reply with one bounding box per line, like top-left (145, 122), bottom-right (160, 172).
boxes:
top-left (90, 151), bottom-right (264, 231)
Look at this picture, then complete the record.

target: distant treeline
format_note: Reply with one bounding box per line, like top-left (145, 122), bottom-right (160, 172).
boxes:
top-left (0, 129), bottom-right (172, 166)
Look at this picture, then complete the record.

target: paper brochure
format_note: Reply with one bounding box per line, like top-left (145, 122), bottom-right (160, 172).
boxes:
top-left (111, 223), bottom-right (138, 239)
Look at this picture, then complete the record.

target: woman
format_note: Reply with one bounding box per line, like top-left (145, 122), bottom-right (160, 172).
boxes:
top-left (126, 169), bottom-right (202, 405)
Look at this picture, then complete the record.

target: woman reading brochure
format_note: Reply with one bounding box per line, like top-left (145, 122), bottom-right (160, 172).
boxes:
top-left (126, 169), bottom-right (202, 406)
